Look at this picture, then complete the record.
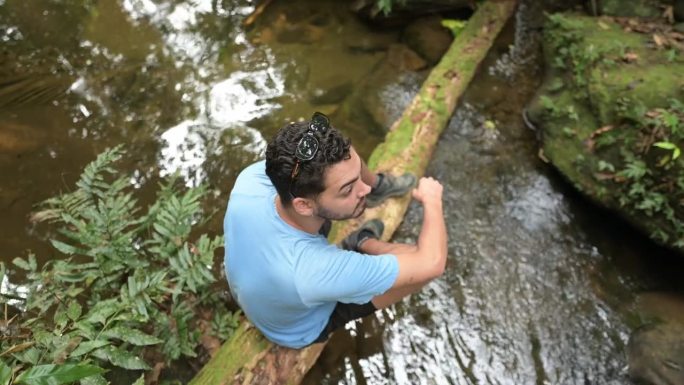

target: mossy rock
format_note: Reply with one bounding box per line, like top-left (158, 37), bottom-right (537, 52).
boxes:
top-left (528, 13), bottom-right (684, 252)
top-left (597, 0), bottom-right (663, 18)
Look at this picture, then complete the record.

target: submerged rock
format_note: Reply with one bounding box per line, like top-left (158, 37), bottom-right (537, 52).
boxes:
top-left (334, 49), bottom-right (427, 134)
top-left (527, 13), bottom-right (684, 252)
top-left (0, 121), bottom-right (46, 153)
top-left (307, 77), bottom-right (353, 106)
top-left (628, 293), bottom-right (684, 385)
top-left (628, 322), bottom-right (684, 385)
top-left (401, 16), bottom-right (454, 65)
top-left (345, 33), bottom-right (396, 54)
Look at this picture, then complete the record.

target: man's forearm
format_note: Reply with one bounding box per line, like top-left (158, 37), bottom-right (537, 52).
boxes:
top-left (416, 201), bottom-right (447, 269)
top-left (360, 238), bottom-right (417, 255)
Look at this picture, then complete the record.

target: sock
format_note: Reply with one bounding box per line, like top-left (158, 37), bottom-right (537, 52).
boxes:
top-left (357, 229), bottom-right (377, 249)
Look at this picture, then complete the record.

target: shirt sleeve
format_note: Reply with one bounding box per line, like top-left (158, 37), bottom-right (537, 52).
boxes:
top-left (294, 242), bottom-right (399, 306)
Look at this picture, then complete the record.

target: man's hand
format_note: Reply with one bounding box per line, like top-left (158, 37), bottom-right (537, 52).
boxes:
top-left (411, 177), bottom-right (443, 206)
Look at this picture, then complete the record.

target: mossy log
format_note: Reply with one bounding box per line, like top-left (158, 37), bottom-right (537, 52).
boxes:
top-left (190, 1), bottom-right (518, 384)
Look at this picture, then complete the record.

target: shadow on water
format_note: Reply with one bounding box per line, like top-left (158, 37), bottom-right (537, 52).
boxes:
top-left (304, 2), bottom-right (684, 384)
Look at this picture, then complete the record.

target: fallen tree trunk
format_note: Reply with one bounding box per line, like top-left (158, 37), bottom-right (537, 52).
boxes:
top-left (190, 1), bottom-right (518, 384)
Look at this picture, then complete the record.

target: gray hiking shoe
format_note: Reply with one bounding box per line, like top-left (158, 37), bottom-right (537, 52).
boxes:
top-left (340, 219), bottom-right (385, 252)
top-left (366, 173), bottom-right (416, 208)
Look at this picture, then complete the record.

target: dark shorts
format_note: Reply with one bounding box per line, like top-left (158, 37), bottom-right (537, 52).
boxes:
top-left (312, 301), bottom-right (377, 344)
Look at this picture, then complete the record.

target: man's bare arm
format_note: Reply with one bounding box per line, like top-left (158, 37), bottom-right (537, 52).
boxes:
top-left (360, 239), bottom-right (417, 255)
top-left (364, 177), bottom-right (447, 308)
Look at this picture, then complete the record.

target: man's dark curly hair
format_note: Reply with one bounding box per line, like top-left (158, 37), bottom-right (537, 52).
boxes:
top-left (265, 119), bottom-right (351, 207)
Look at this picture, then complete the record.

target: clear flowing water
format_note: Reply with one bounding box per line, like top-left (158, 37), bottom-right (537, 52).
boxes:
top-left (0, 0), bottom-right (392, 261)
top-left (2, 1), bottom-right (684, 384)
top-left (303, 3), bottom-right (684, 384)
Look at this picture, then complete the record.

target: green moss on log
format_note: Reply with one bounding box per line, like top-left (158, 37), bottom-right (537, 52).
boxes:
top-left (191, 325), bottom-right (269, 385)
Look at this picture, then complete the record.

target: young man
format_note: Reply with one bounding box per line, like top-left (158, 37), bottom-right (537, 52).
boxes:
top-left (224, 112), bottom-right (447, 348)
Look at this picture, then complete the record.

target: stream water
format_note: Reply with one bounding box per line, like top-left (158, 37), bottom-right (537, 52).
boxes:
top-left (2, 1), bottom-right (684, 384)
top-left (303, 3), bottom-right (684, 385)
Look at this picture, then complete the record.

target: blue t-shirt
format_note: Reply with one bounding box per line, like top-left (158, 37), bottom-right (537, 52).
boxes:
top-left (224, 161), bottom-right (399, 348)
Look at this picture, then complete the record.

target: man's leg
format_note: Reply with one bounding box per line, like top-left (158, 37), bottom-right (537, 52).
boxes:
top-left (311, 302), bottom-right (377, 344)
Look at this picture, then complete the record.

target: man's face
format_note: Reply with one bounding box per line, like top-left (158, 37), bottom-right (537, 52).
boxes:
top-left (313, 148), bottom-right (372, 221)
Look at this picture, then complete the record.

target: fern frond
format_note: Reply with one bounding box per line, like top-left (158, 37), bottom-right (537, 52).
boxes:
top-left (75, 145), bottom-right (125, 198)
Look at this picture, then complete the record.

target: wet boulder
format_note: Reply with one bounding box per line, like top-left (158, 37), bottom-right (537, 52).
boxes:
top-left (386, 43), bottom-right (428, 71)
top-left (401, 16), bottom-right (454, 65)
top-left (334, 46), bottom-right (427, 134)
top-left (594, 0), bottom-right (663, 18)
top-left (526, 13), bottom-right (684, 252)
top-left (307, 77), bottom-right (354, 106)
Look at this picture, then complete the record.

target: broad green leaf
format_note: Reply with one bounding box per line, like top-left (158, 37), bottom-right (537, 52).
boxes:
top-left (15, 364), bottom-right (104, 385)
top-left (674, 147), bottom-right (681, 160)
top-left (127, 276), bottom-right (137, 298)
top-left (653, 141), bottom-right (677, 150)
top-left (79, 374), bottom-right (108, 385)
top-left (91, 346), bottom-right (150, 370)
top-left (67, 301), bottom-right (82, 321)
top-left (54, 306), bottom-right (69, 330)
top-left (65, 287), bottom-right (85, 298)
top-left (69, 340), bottom-right (110, 357)
top-left (84, 299), bottom-right (120, 325)
top-left (101, 327), bottom-right (162, 346)
top-left (12, 257), bottom-right (31, 271)
top-left (28, 254), bottom-right (38, 270)
top-left (0, 361), bottom-right (11, 385)
top-left (13, 347), bottom-right (41, 365)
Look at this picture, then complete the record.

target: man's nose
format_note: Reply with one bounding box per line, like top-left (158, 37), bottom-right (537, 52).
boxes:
top-left (359, 180), bottom-right (372, 197)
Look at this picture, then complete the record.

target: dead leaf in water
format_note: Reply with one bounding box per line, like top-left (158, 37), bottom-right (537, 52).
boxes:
top-left (201, 335), bottom-right (222, 357)
top-left (663, 6), bottom-right (675, 24)
top-left (593, 172), bottom-right (615, 181)
top-left (653, 34), bottom-right (665, 47)
top-left (622, 52), bottom-right (639, 62)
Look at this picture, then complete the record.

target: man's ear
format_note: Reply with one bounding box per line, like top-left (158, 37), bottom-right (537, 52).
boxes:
top-left (291, 197), bottom-right (315, 217)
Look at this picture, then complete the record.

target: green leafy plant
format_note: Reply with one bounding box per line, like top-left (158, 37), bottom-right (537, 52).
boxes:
top-left (618, 159), bottom-right (649, 180)
top-left (653, 141), bottom-right (681, 164)
top-left (0, 146), bottom-right (238, 384)
top-left (441, 19), bottom-right (467, 37)
top-left (605, 98), bottom-right (684, 246)
top-left (376, 0), bottom-right (407, 15)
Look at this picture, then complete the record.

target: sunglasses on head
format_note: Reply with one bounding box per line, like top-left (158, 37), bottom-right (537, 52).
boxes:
top-left (289, 112), bottom-right (330, 198)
